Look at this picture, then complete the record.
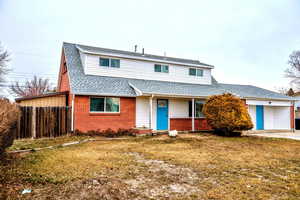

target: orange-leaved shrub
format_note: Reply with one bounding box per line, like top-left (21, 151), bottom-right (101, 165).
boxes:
top-left (202, 93), bottom-right (253, 136)
top-left (0, 98), bottom-right (20, 159)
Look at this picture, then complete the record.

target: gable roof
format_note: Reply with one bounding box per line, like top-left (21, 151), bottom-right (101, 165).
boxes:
top-left (76, 43), bottom-right (214, 68)
top-left (219, 84), bottom-right (292, 100)
top-left (63, 42), bottom-right (292, 101)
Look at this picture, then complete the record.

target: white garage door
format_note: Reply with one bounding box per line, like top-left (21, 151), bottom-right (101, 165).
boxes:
top-left (248, 105), bottom-right (290, 130)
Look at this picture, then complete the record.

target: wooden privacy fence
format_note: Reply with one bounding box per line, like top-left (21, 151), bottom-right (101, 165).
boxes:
top-left (16, 106), bottom-right (72, 139)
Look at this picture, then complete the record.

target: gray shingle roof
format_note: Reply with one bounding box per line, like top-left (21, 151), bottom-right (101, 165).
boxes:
top-left (64, 43), bottom-right (136, 97)
top-left (76, 44), bottom-right (213, 67)
top-left (63, 42), bottom-right (292, 101)
top-left (219, 84), bottom-right (292, 100)
top-left (128, 79), bottom-right (224, 97)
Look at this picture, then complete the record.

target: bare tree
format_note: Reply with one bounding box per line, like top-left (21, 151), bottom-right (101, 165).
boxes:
top-left (10, 76), bottom-right (51, 97)
top-left (276, 86), bottom-right (296, 96)
top-left (276, 86), bottom-right (290, 95)
top-left (285, 51), bottom-right (300, 88)
top-left (0, 43), bottom-right (10, 83)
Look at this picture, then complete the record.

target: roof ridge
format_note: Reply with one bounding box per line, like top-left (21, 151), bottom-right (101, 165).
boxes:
top-left (64, 42), bottom-right (213, 67)
top-left (77, 43), bottom-right (200, 63)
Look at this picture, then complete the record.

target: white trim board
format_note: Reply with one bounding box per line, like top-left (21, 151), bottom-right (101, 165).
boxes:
top-left (246, 100), bottom-right (292, 107)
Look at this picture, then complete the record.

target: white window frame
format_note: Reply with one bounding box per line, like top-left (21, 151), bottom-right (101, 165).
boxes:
top-left (189, 99), bottom-right (205, 118)
top-left (154, 64), bottom-right (169, 73)
top-left (89, 97), bottom-right (121, 113)
top-left (99, 57), bottom-right (120, 68)
top-left (189, 68), bottom-right (203, 77)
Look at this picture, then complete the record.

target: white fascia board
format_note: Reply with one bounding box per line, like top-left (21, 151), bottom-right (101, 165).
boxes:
top-left (141, 92), bottom-right (209, 99)
top-left (244, 97), bottom-right (293, 102)
top-left (73, 93), bottom-right (136, 97)
top-left (246, 99), bottom-right (292, 106)
top-left (76, 45), bottom-right (214, 69)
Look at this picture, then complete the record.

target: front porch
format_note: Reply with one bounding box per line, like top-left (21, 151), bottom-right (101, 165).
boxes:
top-left (135, 96), bottom-right (210, 131)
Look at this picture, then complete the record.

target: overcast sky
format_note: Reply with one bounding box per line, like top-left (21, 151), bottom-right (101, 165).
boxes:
top-left (1, 0), bottom-right (300, 96)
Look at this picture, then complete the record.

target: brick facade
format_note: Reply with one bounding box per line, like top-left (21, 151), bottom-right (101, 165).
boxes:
top-left (170, 118), bottom-right (211, 131)
top-left (58, 50), bottom-right (70, 93)
top-left (73, 96), bottom-right (136, 132)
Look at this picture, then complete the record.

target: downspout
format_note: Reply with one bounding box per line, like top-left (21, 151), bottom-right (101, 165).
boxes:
top-left (71, 94), bottom-right (75, 132)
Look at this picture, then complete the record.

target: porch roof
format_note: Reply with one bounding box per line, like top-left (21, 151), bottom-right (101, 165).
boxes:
top-left (63, 42), bottom-right (292, 101)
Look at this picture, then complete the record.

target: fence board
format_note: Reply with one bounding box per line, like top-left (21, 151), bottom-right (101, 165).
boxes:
top-left (16, 106), bottom-right (71, 139)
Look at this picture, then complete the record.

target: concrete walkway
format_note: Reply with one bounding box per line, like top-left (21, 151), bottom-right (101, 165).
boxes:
top-left (249, 131), bottom-right (300, 141)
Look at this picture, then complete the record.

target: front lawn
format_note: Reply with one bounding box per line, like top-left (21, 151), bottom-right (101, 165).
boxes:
top-left (8, 135), bottom-right (90, 151)
top-left (1, 134), bottom-right (300, 199)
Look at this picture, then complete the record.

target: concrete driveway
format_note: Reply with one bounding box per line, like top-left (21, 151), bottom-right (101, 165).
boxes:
top-left (249, 131), bottom-right (300, 141)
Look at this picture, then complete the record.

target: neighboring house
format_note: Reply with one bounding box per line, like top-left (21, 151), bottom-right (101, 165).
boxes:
top-left (57, 42), bottom-right (294, 132)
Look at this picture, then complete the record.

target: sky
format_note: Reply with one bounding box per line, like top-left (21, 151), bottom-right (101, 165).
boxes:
top-left (0, 0), bottom-right (300, 96)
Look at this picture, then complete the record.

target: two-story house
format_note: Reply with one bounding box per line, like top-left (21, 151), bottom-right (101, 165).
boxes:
top-left (57, 42), bottom-right (294, 132)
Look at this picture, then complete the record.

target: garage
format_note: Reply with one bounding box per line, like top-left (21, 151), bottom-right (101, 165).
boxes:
top-left (247, 100), bottom-right (292, 130)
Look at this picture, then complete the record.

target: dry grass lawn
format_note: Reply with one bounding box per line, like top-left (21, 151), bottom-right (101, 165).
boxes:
top-left (8, 135), bottom-right (90, 151)
top-left (1, 133), bottom-right (300, 199)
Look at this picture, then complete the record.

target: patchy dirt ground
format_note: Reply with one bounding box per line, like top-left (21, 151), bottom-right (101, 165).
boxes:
top-left (124, 152), bottom-right (202, 199)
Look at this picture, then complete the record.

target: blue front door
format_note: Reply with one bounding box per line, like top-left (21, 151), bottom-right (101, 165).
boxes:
top-left (256, 105), bottom-right (264, 130)
top-left (157, 99), bottom-right (168, 130)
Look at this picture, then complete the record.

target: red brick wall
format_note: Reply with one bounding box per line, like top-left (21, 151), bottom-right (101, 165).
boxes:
top-left (57, 52), bottom-right (70, 93)
top-left (57, 50), bottom-right (72, 106)
top-left (170, 118), bottom-right (211, 131)
top-left (73, 96), bottom-right (136, 132)
top-left (58, 70), bottom-right (70, 93)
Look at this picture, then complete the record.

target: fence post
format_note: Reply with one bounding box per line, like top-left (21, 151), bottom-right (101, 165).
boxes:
top-left (32, 107), bottom-right (36, 139)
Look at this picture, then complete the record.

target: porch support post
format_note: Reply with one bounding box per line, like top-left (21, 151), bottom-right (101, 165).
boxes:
top-left (149, 95), bottom-right (153, 129)
top-left (192, 98), bottom-right (195, 131)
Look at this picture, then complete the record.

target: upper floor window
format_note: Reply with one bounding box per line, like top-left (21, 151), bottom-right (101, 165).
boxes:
top-left (154, 64), bottom-right (169, 73)
top-left (90, 97), bottom-right (120, 113)
top-left (189, 68), bottom-right (203, 77)
top-left (99, 57), bottom-right (120, 68)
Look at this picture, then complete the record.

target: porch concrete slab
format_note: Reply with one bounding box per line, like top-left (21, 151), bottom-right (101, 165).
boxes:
top-left (249, 131), bottom-right (300, 141)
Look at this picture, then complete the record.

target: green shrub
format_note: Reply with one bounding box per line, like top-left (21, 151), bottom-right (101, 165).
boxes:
top-left (0, 99), bottom-right (20, 159)
top-left (202, 93), bottom-right (253, 136)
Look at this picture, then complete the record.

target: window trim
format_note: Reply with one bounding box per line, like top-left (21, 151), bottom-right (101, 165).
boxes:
top-left (154, 64), bottom-right (169, 73)
top-left (99, 57), bottom-right (120, 68)
top-left (89, 96), bottom-right (121, 113)
top-left (99, 57), bottom-right (110, 67)
top-left (189, 68), bottom-right (204, 77)
top-left (188, 100), bottom-right (205, 118)
top-left (110, 58), bottom-right (120, 68)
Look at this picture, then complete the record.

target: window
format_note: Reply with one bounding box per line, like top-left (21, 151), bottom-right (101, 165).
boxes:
top-left (154, 64), bottom-right (161, 72)
top-left (111, 59), bottom-right (120, 68)
top-left (154, 64), bottom-right (169, 73)
top-left (189, 68), bottom-right (203, 77)
top-left (90, 97), bottom-right (120, 113)
top-left (99, 57), bottom-right (120, 68)
top-left (100, 57), bottom-right (110, 67)
top-left (188, 100), bottom-right (205, 118)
